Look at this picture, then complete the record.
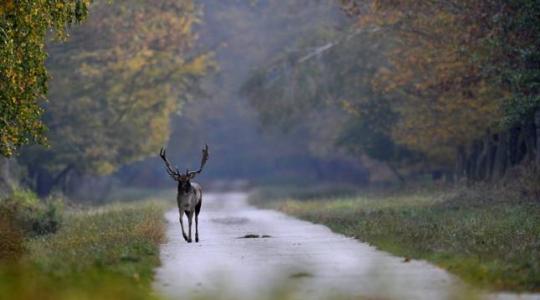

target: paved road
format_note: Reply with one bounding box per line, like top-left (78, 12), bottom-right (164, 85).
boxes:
top-left (153, 192), bottom-right (539, 300)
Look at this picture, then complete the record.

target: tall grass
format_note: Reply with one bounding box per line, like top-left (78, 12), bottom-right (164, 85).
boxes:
top-left (0, 200), bottom-right (166, 300)
top-left (251, 182), bottom-right (540, 292)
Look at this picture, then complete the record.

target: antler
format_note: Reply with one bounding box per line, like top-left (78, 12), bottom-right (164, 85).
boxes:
top-left (159, 148), bottom-right (181, 180)
top-left (188, 144), bottom-right (209, 179)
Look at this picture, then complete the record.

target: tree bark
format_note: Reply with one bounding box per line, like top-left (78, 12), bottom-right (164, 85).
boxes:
top-left (35, 165), bottom-right (73, 198)
top-left (475, 135), bottom-right (491, 180)
top-left (0, 158), bottom-right (13, 193)
top-left (486, 134), bottom-right (497, 179)
top-left (492, 132), bottom-right (508, 178)
top-left (523, 121), bottom-right (536, 162)
top-left (466, 141), bottom-right (481, 181)
top-left (509, 126), bottom-right (521, 165)
top-left (387, 162), bottom-right (405, 184)
top-left (36, 170), bottom-right (54, 198)
top-left (455, 145), bottom-right (466, 180)
top-left (536, 110), bottom-right (540, 166)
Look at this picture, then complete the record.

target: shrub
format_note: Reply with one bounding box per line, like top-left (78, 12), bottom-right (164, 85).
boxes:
top-left (0, 189), bottom-right (64, 236)
top-left (0, 208), bottom-right (24, 261)
top-left (511, 164), bottom-right (540, 201)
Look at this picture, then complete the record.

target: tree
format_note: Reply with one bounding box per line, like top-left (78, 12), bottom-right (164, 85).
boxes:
top-left (19, 0), bottom-right (212, 196)
top-left (242, 26), bottom-right (422, 180)
top-left (0, 0), bottom-right (90, 157)
top-left (359, 0), bottom-right (540, 178)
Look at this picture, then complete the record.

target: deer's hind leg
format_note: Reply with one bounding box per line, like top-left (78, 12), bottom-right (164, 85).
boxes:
top-left (195, 199), bottom-right (202, 243)
top-left (179, 210), bottom-right (189, 242)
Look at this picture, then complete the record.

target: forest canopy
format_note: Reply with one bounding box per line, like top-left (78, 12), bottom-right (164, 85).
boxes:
top-left (4, 0), bottom-right (212, 196)
top-left (243, 0), bottom-right (540, 181)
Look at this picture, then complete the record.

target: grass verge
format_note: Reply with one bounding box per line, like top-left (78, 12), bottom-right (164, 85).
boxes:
top-left (250, 183), bottom-right (540, 292)
top-left (0, 200), bottom-right (166, 300)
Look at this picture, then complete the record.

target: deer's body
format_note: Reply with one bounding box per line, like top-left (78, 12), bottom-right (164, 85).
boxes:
top-left (177, 182), bottom-right (202, 243)
top-left (177, 182), bottom-right (202, 212)
top-left (160, 145), bottom-right (209, 243)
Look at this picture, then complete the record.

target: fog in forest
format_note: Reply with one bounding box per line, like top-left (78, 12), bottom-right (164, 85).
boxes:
top-left (118, 0), bottom-right (370, 191)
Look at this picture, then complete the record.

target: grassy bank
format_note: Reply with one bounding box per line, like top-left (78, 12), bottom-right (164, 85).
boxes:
top-left (250, 183), bottom-right (540, 292)
top-left (0, 196), bottom-right (166, 300)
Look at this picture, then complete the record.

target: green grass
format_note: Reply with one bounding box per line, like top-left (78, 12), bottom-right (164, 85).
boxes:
top-left (0, 200), bottom-right (167, 300)
top-left (251, 184), bottom-right (540, 292)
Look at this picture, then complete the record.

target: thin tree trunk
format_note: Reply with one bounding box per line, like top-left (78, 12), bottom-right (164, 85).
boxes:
top-left (36, 170), bottom-right (54, 198)
top-left (466, 141), bottom-right (481, 181)
top-left (387, 162), bottom-right (405, 184)
top-left (455, 145), bottom-right (466, 180)
top-left (486, 134), bottom-right (497, 179)
top-left (522, 121), bottom-right (535, 162)
top-left (0, 158), bottom-right (13, 193)
top-left (35, 165), bottom-right (73, 198)
top-left (493, 132), bottom-right (508, 178)
top-left (475, 135), bottom-right (490, 180)
top-left (509, 126), bottom-right (521, 165)
top-left (536, 110), bottom-right (540, 166)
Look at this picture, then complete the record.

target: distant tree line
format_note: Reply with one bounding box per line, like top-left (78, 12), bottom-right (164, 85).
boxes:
top-left (243, 0), bottom-right (540, 182)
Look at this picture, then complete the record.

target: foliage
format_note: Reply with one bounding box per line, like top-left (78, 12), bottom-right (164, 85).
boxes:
top-left (495, 0), bottom-right (540, 126)
top-left (242, 27), bottom-right (424, 176)
top-left (18, 0), bottom-right (213, 196)
top-left (254, 184), bottom-right (540, 291)
top-left (0, 200), bottom-right (166, 300)
top-left (356, 0), bottom-right (540, 163)
top-left (244, 0), bottom-right (540, 179)
top-left (0, 0), bottom-right (90, 157)
top-left (119, 0), bottom-right (371, 186)
top-left (0, 189), bottom-right (63, 236)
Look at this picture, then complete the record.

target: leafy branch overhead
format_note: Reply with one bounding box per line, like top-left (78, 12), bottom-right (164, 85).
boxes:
top-left (0, 0), bottom-right (91, 157)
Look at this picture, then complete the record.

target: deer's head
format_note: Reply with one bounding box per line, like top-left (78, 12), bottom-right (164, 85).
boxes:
top-left (159, 145), bottom-right (209, 192)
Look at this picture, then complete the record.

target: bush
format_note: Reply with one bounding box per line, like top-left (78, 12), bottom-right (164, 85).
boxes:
top-left (511, 164), bottom-right (540, 201)
top-left (0, 189), bottom-right (64, 236)
top-left (0, 209), bottom-right (24, 261)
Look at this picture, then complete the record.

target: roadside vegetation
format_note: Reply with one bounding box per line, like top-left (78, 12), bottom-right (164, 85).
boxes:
top-left (250, 171), bottom-right (540, 292)
top-left (0, 189), bottom-right (166, 300)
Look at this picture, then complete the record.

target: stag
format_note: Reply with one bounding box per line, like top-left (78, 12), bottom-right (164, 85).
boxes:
top-left (159, 145), bottom-right (209, 243)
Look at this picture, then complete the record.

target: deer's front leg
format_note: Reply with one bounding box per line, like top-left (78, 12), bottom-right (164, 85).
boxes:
top-left (187, 211), bottom-right (193, 243)
top-left (179, 211), bottom-right (189, 242)
top-left (195, 213), bottom-right (199, 243)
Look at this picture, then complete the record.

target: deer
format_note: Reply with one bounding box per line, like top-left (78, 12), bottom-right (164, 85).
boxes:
top-left (159, 145), bottom-right (209, 243)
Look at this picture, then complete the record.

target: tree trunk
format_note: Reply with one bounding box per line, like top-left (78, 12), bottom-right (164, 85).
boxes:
top-left (516, 125), bottom-right (528, 163)
top-left (466, 141), bottom-right (481, 181)
top-left (475, 135), bottom-right (491, 180)
top-left (509, 126), bottom-right (521, 165)
top-left (536, 110), bottom-right (540, 166)
top-left (387, 162), bottom-right (405, 184)
top-left (523, 121), bottom-right (536, 162)
top-left (36, 170), bottom-right (55, 198)
top-left (455, 145), bottom-right (466, 180)
top-left (0, 158), bottom-right (13, 193)
top-left (35, 165), bottom-right (73, 198)
top-left (493, 132), bottom-right (508, 178)
top-left (487, 134), bottom-right (497, 179)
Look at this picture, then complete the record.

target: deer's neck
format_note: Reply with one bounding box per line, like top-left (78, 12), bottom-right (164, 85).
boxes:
top-left (178, 182), bottom-right (192, 194)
